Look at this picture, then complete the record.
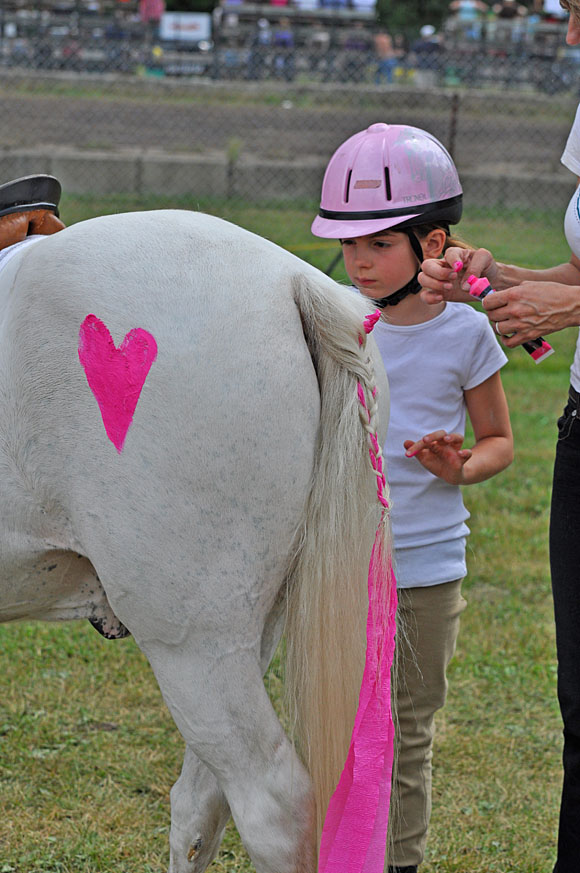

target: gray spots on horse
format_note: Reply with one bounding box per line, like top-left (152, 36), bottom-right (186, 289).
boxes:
top-left (89, 615), bottom-right (131, 640)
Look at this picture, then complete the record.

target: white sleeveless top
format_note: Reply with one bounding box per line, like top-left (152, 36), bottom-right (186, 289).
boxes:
top-left (561, 103), bottom-right (580, 391)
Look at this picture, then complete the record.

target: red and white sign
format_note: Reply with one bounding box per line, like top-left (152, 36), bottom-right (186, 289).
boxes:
top-left (159, 12), bottom-right (212, 42)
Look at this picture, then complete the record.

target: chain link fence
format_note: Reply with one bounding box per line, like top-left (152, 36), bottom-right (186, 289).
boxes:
top-left (0, 3), bottom-right (578, 233)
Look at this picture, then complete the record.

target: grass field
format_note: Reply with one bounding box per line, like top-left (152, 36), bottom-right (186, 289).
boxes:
top-left (0, 196), bottom-right (574, 872)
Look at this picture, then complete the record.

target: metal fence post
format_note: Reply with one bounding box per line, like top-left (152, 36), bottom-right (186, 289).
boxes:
top-left (448, 91), bottom-right (460, 161)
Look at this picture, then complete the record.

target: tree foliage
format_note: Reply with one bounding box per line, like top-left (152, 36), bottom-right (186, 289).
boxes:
top-left (375, 0), bottom-right (452, 35)
top-left (163, 0), bottom-right (536, 38)
top-left (164, 0), bottom-right (454, 21)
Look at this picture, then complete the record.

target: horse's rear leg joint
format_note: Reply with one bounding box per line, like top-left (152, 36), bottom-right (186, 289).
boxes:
top-left (187, 838), bottom-right (203, 861)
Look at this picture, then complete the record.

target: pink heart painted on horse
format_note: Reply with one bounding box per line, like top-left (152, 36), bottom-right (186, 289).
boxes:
top-left (78, 314), bottom-right (158, 453)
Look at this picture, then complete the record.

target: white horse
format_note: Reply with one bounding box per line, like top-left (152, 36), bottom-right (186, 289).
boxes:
top-left (0, 210), bottom-right (390, 873)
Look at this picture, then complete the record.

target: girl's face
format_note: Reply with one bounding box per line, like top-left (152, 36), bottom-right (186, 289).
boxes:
top-left (341, 230), bottom-right (418, 301)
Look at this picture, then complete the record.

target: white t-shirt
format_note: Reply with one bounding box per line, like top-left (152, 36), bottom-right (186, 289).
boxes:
top-left (373, 302), bottom-right (507, 588)
top-left (455, 0), bottom-right (482, 20)
top-left (561, 103), bottom-right (580, 392)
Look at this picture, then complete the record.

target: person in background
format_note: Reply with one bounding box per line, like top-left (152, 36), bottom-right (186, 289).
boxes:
top-left (307, 19), bottom-right (331, 73)
top-left (341, 20), bottom-right (373, 82)
top-left (272, 17), bottom-right (295, 81)
top-left (493, 0), bottom-right (528, 17)
top-left (448, 0), bottom-right (490, 38)
top-left (410, 24), bottom-right (443, 87)
top-left (374, 30), bottom-right (398, 84)
top-left (449, 0), bottom-right (490, 16)
top-left (246, 17), bottom-right (271, 80)
top-left (491, 0), bottom-right (529, 42)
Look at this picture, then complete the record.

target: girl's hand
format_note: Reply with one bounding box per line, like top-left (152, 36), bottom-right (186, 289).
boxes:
top-left (403, 430), bottom-right (472, 485)
top-left (419, 247), bottom-right (500, 304)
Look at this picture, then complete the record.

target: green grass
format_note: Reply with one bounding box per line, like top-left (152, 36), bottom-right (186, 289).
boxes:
top-left (0, 197), bottom-right (572, 871)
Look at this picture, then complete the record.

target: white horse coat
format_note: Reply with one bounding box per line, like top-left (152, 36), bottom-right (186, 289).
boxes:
top-left (0, 210), bottom-right (390, 872)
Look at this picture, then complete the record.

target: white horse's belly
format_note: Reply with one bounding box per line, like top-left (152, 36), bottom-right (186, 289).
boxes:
top-left (0, 547), bottom-right (120, 631)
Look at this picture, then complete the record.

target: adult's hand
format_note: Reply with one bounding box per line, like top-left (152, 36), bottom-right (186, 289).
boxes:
top-left (419, 247), bottom-right (499, 304)
top-left (483, 281), bottom-right (580, 346)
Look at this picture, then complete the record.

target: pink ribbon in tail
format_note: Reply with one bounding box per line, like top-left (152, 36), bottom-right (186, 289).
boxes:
top-left (318, 531), bottom-right (397, 873)
top-left (319, 306), bottom-right (397, 873)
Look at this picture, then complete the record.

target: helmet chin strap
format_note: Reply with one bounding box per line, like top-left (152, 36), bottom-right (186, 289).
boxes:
top-left (374, 229), bottom-right (424, 308)
top-left (373, 271), bottom-right (421, 308)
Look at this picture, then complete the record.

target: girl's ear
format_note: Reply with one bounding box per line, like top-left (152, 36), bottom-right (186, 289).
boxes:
top-left (422, 228), bottom-right (447, 258)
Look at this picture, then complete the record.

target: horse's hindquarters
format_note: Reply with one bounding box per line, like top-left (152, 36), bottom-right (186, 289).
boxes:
top-left (0, 212), bottom-right (322, 638)
top-left (0, 210), bottom-right (388, 873)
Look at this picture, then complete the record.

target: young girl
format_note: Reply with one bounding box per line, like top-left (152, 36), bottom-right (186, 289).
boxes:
top-left (312, 122), bottom-right (514, 873)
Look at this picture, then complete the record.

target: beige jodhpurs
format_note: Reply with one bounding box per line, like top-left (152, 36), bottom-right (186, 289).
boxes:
top-left (390, 579), bottom-right (467, 868)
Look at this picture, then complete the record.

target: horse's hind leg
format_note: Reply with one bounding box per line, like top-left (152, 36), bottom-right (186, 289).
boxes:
top-left (168, 603), bottom-right (286, 873)
top-left (169, 748), bottom-right (230, 873)
top-left (144, 640), bottom-right (314, 873)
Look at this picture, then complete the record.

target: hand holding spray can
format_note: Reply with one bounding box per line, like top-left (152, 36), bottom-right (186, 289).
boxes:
top-left (451, 261), bottom-right (554, 364)
top-left (467, 275), bottom-right (554, 364)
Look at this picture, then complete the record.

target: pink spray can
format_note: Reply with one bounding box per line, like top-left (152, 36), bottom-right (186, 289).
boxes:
top-left (467, 275), bottom-right (554, 364)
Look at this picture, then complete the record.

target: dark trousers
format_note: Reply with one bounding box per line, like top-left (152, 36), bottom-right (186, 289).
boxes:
top-left (550, 385), bottom-right (580, 872)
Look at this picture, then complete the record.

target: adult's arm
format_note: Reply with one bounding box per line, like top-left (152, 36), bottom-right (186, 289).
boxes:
top-left (419, 248), bottom-right (580, 346)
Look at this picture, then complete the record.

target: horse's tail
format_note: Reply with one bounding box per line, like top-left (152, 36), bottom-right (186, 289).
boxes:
top-left (284, 272), bottom-right (392, 850)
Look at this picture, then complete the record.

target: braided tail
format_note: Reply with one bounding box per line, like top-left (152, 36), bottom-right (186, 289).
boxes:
top-left (283, 273), bottom-right (395, 866)
top-left (318, 310), bottom-right (398, 873)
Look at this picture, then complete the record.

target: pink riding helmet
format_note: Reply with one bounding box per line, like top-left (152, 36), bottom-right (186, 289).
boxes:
top-left (311, 122), bottom-right (462, 240)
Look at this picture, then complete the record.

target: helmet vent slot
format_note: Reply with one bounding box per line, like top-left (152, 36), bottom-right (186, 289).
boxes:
top-left (345, 169), bottom-right (352, 203)
top-left (384, 167), bottom-right (392, 201)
